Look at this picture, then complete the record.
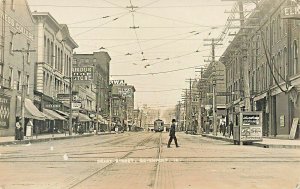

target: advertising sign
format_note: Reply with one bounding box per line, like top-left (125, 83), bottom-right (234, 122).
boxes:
top-left (110, 80), bottom-right (126, 85)
top-left (72, 67), bottom-right (94, 81)
top-left (240, 112), bottom-right (262, 141)
top-left (282, 1), bottom-right (300, 19)
top-left (0, 13), bottom-right (34, 41)
top-left (118, 88), bottom-right (132, 97)
top-left (0, 95), bottom-right (10, 128)
top-left (72, 102), bottom-right (82, 110)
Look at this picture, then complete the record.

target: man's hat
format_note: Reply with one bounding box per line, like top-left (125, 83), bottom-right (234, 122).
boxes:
top-left (172, 119), bottom-right (176, 122)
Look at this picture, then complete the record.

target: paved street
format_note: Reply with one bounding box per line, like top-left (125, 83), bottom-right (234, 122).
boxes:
top-left (0, 132), bottom-right (299, 189)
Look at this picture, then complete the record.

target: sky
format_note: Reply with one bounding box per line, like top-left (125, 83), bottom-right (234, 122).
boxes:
top-left (27, 0), bottom-right (239, 110)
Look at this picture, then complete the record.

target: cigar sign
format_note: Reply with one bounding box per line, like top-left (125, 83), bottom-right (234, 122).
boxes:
top-left (72, 67), bottom-right (94, 81)
top-left (282, 0), bottom-right (300, 19)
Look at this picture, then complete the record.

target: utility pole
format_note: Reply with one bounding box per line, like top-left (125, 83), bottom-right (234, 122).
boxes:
top-left (95, 73), bottom-right (100, 134)
top-left (222, 0), bottom-right (256, 111)
top-left (203, 38), bottom-right (222, 136)
top-left (13, 49), bottom-right (35, 130)
top-left (0, 0), bottom-right (6, 84)
top-left (185, 78), bottom-right (193, 133)
top-left (195, 67), bottom-right (206, 134)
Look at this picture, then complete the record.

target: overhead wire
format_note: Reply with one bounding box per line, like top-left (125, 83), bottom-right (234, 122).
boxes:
top-left (111, 65), bottom-right (199, 77)
top-left (73, 12), bottom-right (130, 37)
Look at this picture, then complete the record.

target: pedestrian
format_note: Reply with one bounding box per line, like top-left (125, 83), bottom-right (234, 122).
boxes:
top-left (222, 122), bottom-right (227, 136)
top-left (15, 117), bottom-right (23, 140)
top-left (167, 119), bottom-right (179, 148)
top-left (229, 121), bottom-right (234, 138)
top-left (219, 121), bottom-right (223, 134)
top-left (205, 120), bottom-right (210, 134)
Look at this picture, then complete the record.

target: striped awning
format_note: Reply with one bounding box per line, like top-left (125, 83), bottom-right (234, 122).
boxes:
top-left (43, 109), bottom-right (66, 120)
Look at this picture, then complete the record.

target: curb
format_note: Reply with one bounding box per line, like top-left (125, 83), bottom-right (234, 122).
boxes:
top-left (202, 134), bottom-right (300, 149)
top-left (0, 132), bottom-right (115, 146)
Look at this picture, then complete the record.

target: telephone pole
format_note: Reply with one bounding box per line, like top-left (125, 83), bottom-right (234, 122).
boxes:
top-left (13, 49), bottom-right (36, 130)
top-left (222, 0), bottom-right (258, 111)
top-left (203, 38), bottom-right (222, 136)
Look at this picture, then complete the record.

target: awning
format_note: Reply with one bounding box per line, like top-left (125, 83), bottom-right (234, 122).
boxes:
top-left (72, 112), bottom-right (91, 122)
top-left (16, 97), bottom-right (45, 120)
top-left (54, 110), bottom-right (70, 117)
top-left (43, 109), bottom-right (66, 120)
top-left (94, 115), bottom-right (105, 123)
top-left (41, 112), bottom-right (54, 120)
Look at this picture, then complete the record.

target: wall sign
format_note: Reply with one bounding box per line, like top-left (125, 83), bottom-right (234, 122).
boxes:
top-left (0, 95), bottom-right (10, 128)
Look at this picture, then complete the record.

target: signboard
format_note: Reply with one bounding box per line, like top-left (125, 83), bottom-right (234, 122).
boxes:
top-left (239, 112), bottom-right (262, 141)
top-left (280, 115), bottom-right (285, 127)
top-left (0, 95), bottom-right (10, 128)
top-left (282, 1), bottom-right (300, 19)
top-left (289, 118), bottom-right (299, 139)
top-left (44, 103), bottom-right (61, 110)
top-left (118, 88), bottom-right (132, 97)
top-left (217, 92), bottom-right (231, 96)
top-left (57, 94), bottom-right (70, 102)
top-left (110, 80), bottom-right (126, 86)
top-left (72, 67), bottom-right (94, 81)
top-left (72, 102), bottom-right (81, 110)
top-left (242, 114), bottom-right (260, 125)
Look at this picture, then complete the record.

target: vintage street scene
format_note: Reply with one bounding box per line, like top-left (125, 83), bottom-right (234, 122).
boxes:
top-left (0, 0), bottom-right (300, 189)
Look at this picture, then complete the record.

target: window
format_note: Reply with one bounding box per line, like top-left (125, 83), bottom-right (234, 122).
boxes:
top-left (293, 41), bottom-right (299, 75)
top-left (27, 43), bottom-right (31, 64)
top-left (26, 75), bottom-right (29, 95)
top-left (85, 59), bottom-right (89, 63)
top-left (11, 0), bottom-right (15, 10)
top-left (283, 48), bottom-right (287, 79)
top-left (17, 71), bottom-right (21, 91)
top-left (9, 31), bottom-right (14, 54)
top-left (8, 67), bottom-right (13, 88)
top-left (93, 58), bottom-right (96, 63)
top-left (277, 15), bottom-right (281, 39)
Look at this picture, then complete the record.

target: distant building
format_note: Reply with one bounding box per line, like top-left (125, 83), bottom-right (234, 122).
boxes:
top-left (73, 52), bottom-right (111, 120)
top-left (110, 81), bottom-right (135, 131)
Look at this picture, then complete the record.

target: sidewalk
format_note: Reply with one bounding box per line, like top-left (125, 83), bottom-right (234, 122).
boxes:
top-left (201, 133), bottom-right (300, 149)
top-left (0, 132), bottom-right (114, 146)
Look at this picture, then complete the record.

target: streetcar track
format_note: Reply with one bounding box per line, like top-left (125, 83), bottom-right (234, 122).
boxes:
top-left (62, 132), bottom-right (158, 189)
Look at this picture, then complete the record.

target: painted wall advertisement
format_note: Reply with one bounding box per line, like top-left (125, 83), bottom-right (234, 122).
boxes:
top-left (0, 95), bottom-right (11, 128)
top-left (72, 67), bottom-right (94, 81)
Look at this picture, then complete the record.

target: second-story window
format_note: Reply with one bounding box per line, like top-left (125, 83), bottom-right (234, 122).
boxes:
top-left (9, 31), bottom-right (14, 54)
top-left (11, 0), bottom-right (15, 10)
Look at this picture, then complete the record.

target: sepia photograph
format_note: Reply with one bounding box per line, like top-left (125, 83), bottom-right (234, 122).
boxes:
top-left (0, 0), bottom-right (300, 188)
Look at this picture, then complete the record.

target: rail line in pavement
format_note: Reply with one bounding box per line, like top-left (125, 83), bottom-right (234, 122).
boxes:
top-left (64, 132), bottom-right (158, 189)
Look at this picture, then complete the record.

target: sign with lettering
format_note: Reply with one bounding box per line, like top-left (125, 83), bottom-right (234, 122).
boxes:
top-left (44, 103), bottom-right (61, 110)
top-left (280, 115), bottom-right (285, 127)
top-left (289, 118), bottom-right (299, 139)
top-left (0, 95), bottom-right (10, 128)
top-left (282, 1), bottom-right (300, 19)
top-left (110, 80), bottom-right (126, 86)
top-left (118, 88), bottom-right (132, 97)
top-left (72, 102), bottom-right (81, 110)
top-left (72, 67), bottom-right (94, 81)
top-left (0, 13), bottom-right (34, 41)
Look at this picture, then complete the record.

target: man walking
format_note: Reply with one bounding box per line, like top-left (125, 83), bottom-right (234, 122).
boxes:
top-left (167, 119), bottom-right (179, 148)
top-left (229, 121), bottom-right (234, 138)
